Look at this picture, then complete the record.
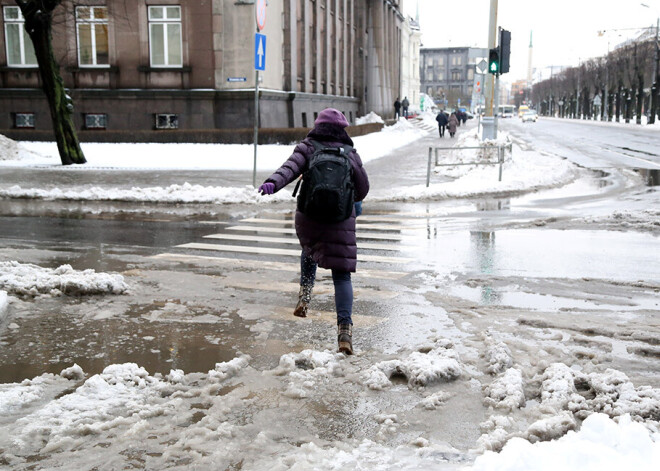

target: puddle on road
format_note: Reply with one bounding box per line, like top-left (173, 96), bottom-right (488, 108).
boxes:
top-left (407, 228), bottom-right (660, 281)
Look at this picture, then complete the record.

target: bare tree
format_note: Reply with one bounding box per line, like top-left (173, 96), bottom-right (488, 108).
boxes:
top-left (16, 0), bottom-right (85, 165)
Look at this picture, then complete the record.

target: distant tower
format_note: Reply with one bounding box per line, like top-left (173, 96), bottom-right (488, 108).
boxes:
top-left (527, 31), bottom-right (533, 86)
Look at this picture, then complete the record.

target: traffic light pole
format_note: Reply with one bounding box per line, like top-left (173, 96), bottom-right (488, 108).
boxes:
top-left (482, 0), bottom-right (498, 140)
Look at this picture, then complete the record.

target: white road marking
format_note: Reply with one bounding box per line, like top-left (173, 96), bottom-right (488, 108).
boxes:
top-left (202, 233), bottom-right (402, 251)
top-left (150, 253), bottom-right (408, 280)
top-left (175, 242), bottom-right (415, 264)
top-left (224, 225), bottom-right (407, 241)
top-left (239, 218), bottom-right (422, 231)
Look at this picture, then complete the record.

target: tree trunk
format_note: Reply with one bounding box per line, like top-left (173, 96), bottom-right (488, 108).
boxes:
top-left (636, 73), bottom-right (644, 125)
top-left (18, 0), bottom-right (85, 165)
top-left (625, 89), bottom-right (633, 123)
top-left (615, 85), bottom-right (622, 122)
top-left (651, 77), bottom-right (658, 125)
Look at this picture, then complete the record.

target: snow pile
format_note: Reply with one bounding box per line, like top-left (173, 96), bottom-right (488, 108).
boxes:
top-left (271, 349), bottom-right (345, 399)
top-left (363, 343), bottom-right (461, 390)
top-left (583, 209), bottom-right (660, 233)
top-left (373, 130), bottom-right (581, 201)
top-left (355, 111), bottom-right (384, 125)
top-left (476, 362), bottom-right (660, 452)
top-left (482, 333), bottom-right (513, 375)
top-left (0, 290), bottom-right (7, 321)
top-left (419, 391), bottom-right (452, 410)
top-left (483, 368), bottom-right (526, 411)
top-left (0, 182), bottom-right (291, 205)
top-left (0, 261), bottom-right (129, 297)
top-left (0, 134), bottom-right (21, 160)
top-left (470, 413), bottom-right (660, 471)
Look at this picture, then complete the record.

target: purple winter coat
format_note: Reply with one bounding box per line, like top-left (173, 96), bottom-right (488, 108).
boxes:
top-left (264, 125), bottom-right (369, 272)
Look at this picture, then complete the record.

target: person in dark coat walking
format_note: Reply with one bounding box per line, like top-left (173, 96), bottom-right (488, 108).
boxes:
top-left (258, 108), bottom-right (370, 354)
top-left (435, 110), bottom-right (448, 137)
top-left (448, 112), bottom-right (459, 137)
top-left (394, 98), bottom-right (401, 119)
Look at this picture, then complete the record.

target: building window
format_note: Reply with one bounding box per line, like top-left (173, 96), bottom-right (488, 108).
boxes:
top-left (148, 6), bottom-right (182, 67)
top-left (452, 71), bottom-right (461, 81)
top-left (451, 56), bottom-right (463, 66)
top-left (467, 69), bottom-right (474, 80)
top-left (14, 113), bottom-right (35, 128)
top-left (437, 71), bottom-right (444, 81)
top-left (3, 6), bottom-right (37, 66)
top-left (155, 114), bottom-right (178, 129)
top-left (85, 113), bottom-right (107, 129)
top-left (76, 6), bottom-right (109, 67)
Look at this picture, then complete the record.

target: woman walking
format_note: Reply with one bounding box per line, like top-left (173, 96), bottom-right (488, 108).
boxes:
top-left (448, 112), bottom-right (459, 138)
top-left (258, 108), bottom-right (370, 354)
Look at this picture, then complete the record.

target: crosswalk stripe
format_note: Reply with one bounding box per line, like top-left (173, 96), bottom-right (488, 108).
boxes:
top-left (224, 225), bottom-right (407, 241)
top-left (202, 233), bottom-right (401, 251)
top-left (150, 253), bottom-right (408, 280)
top-left (175, 242), bottom-right (415, 264)
top-left (239, 218), bottom-right (422, 231)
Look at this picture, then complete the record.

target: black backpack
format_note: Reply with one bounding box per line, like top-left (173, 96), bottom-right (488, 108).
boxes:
top-left (293, 140), bottom-right (355, 223)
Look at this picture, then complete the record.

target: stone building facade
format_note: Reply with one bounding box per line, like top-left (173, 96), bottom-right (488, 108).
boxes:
top-left (0, 0), bottom-right (406, 134)
top-left (420, 47), bottom-right (486, 110)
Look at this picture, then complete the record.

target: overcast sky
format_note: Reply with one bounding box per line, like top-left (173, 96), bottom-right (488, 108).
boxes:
top-left (403, 0), bottom-right (660, 83)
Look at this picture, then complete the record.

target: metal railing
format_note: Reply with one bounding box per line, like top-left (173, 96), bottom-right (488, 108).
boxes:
top-left (426, 143), bottom-right (513, 187)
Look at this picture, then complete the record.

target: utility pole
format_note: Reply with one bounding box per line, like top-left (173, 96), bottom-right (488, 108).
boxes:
top-left (482, 0), bottom-right (498, 140)
top-left (651, 17), bottom-right (659, 124)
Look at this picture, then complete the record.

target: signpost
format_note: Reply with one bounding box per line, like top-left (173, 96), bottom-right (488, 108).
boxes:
top-left (253, 0), bottom-right (267, 188)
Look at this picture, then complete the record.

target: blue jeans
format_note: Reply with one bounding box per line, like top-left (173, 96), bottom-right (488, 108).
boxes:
top-left (300, 253), bottom-right (353, 325)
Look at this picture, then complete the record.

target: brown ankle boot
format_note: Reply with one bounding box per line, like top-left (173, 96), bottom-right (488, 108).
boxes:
top-left (293, 285), bottom-right (313, 317)
top-left (337, 324), bottom-right (353, 355)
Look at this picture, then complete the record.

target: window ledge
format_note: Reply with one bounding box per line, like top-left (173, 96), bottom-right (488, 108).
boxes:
top-left (0, 66), bottom-right (40, 72)
top-left (66, 65), bottom-right (119, 73)
top-left (138, 65), bottom-right (192, 73)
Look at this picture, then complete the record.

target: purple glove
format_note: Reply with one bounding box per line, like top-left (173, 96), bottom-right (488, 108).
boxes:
top-left (258, 182), bottom-right (275, 195)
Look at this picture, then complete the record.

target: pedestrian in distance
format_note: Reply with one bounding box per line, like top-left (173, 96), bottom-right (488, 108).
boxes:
top-left (435, 110), bottom-right (448, 137)
top-left (258, 108), bottom-right (370, 355)
top-left (394, 97), bottom-right (401, 120)
top-left (401, 96), bottom-right (410, 118)
top-left (448, 112), bottom-right (459, 138)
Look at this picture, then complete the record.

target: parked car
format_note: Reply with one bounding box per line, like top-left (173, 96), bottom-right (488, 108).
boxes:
top-left (521, 111), bottom-right (538, 122)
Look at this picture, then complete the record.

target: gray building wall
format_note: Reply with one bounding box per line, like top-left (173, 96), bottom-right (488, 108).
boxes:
top-left (0, 0), bottom-right (401, 134)
top-left (420, 47), bottom-right (479, 109)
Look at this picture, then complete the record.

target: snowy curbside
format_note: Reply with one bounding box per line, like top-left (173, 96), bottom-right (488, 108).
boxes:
top-left (0, 261), bottom-right (129, 297)
top-left (469, 413), bottom-right (660, 471)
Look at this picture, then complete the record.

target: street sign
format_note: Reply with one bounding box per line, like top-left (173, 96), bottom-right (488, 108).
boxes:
top-left (256, 0), bottom-right (266, 31)
top-left (227, 77), bottom-right (247, 82)
top-left (254, 33), bottom-right (266, 71)
top-left (593, 95), bottom-right (602, 106)
top-left (477, 59), bottom-right (488, 73)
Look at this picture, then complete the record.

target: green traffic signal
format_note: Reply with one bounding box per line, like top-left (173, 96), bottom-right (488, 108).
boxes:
top-left (488, 48), bottom-right (499, 75)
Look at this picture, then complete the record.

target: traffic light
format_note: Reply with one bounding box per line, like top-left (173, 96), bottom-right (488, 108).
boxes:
top-left (499, 29), bottom-right (511, 74)
top-left (488, 48), bottom-right (499, 75)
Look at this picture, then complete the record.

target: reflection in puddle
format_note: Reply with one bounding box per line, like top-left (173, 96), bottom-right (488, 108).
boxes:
top-left (633, 168), bottom-right (659, 186)
top-left (475, 199), bottom-right (510, 211)
top-left (469, 231), bottom-right (502, 304)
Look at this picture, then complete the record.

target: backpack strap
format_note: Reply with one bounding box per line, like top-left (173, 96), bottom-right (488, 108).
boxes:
top-left (309, 139), bottom-right (353, 156)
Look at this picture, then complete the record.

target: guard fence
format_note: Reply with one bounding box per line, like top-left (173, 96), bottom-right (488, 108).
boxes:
top-left (426, 143), bottom-right (513, 187)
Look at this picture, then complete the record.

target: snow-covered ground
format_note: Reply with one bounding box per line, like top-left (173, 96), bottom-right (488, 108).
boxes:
top-left (1, 113), bottom-right (659, 469)
top-left (0, 117), bottom-right (582, 205)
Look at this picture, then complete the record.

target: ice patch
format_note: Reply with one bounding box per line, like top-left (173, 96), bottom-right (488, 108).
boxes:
top-left (482, 333), bottom-right (513, 375)
top-left (0, 261), bottom-right (128, 297)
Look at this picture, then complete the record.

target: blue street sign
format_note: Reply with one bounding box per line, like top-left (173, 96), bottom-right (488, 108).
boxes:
top-left (255, 33), bottom-right (266, 71)
top-left (227, 77), bottom-right (247, 82)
